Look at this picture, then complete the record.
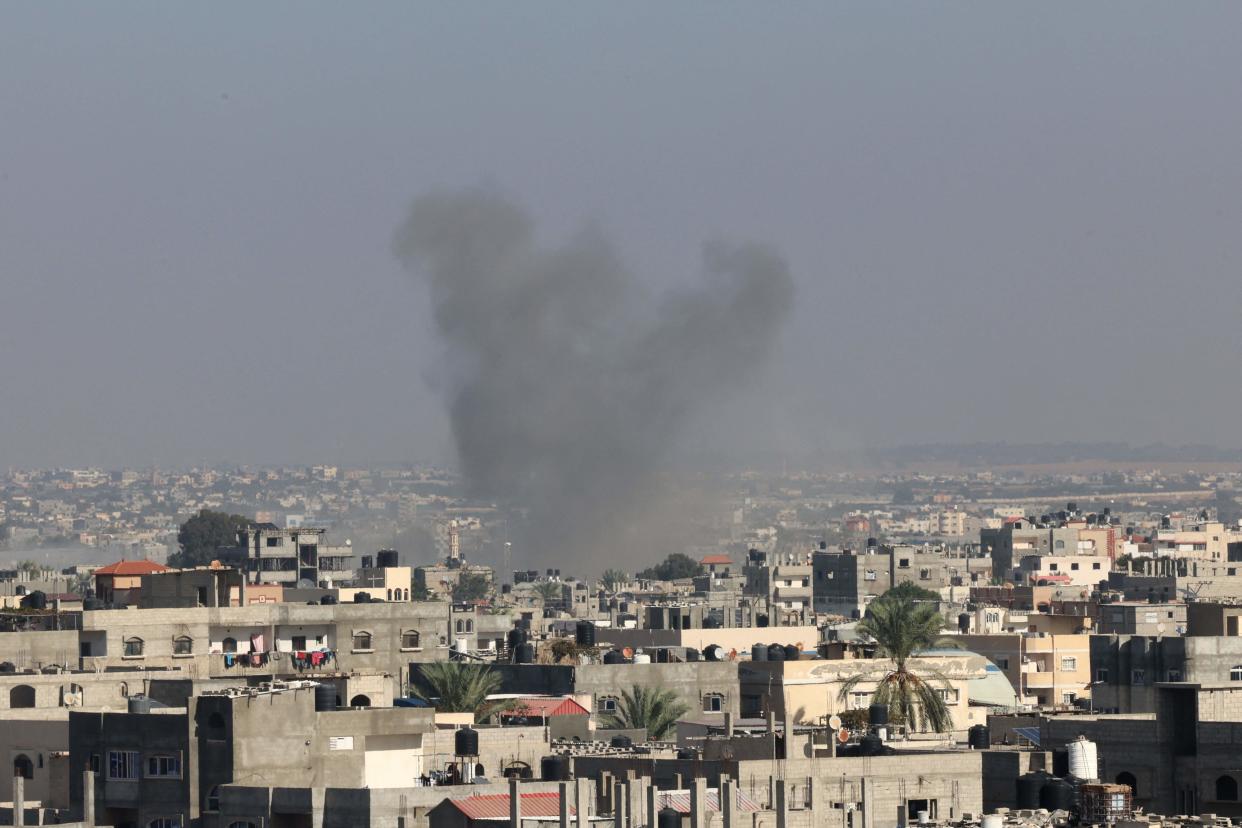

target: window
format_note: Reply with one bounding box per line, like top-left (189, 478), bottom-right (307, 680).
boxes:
top-left (1062, 692), bottom-right (1076, 705)
top-left (919, 569), bottom-right (930, 580)
top-left (907, 799), bottom-right (937, 820)
top-left (1049, 562), bottom-right (1059, 572)
top-left (108, 750), bottom-right (139, 780)
top-left (1131, 669), bottom-right (1146, 685)
top-left (222, 637), bottom-right (237, 654)
top-left (292, 635), bottom-right (307, 651)
top-left (1217, 775), bottom-right (1239, 802)
top-left (1070, 562), bottom-right (1080, 571)
top-left (1115, 772), bottom-right (1137, 797)
top-left (455, 620), bottom-right (464, 634)
top-left (899, 559), bottom-right (910, 569)
top-left (13, 755), bottom-right (33, 780)
top-left (597, 696), bottom-right (618, 714)
top-left (123, 638), bottom-right (144, 657)
top-left (147, 754), bottom-right (182, 778)
top-left (864, 570), bottom-right (877, 581)
top-left (1092, 562), bottom-right (1101, 570)
top-left (703, 693), bottom-right (724, 712)
top-left (1060, 657), bottom-right (1077, 672)
top-left (89, 754), bottom-right (100, 774)
top-left (1230, 666), bottom-right (1242, 682)
top-left (1167, 669), bottom-right (1183, 682)
top-left (206, 786), bottom-right (221, 811)
top-left (996, 658), bottom-right (1009, 670)
top-left (9, 685), bottom-right (35, 708)
top-left (147, 818), bottom-right (182, 828)
top-left (402, 630), bottom-right (421, 649)
top-left (937, 689), bottom-right (959, 704)
top-left (350, 694), bottom-right (371, 707)
top-left (1095, 668), bottom-right (1110, 683)
top-left (174, 636), bottom-right (193, 655)
top-left (266, 536), bottom-right (282, 547)
top-left (352, 631), bottom-right (373, 651)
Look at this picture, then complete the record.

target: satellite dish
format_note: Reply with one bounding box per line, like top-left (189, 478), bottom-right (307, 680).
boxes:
top-left (828, 714), bottom-right (842, 730)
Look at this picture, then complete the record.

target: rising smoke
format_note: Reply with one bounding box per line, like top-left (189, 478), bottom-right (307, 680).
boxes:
top-left (394, 188), bottom-right (794, 573)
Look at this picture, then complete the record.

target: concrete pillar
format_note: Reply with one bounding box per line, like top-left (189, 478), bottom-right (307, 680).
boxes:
top-left (560, 781), bottom-right (571, 828)
top-left (511, 776), bottom-right (522, 827)
top-left (724, 711), bottom-right (734, 738)
top-left (782, 709), bottom-right (795, 759)
top-left (807, 777), bottom-right (816, 810)
top-left (690, 777), bottom-right (707, 828)
top-left (627, 777), bottom-right (644, 827)
top-left (14, 774), bottom-right (24, 827)
top-left (721, 778), bottom-right (736, 828)
top-left (82, 770), bottom-right (95, 827)
top-left (647, 783), bottom-right (659, 828)
top-left (860, 777), bottom-right (874, 828)
top-left (575, 777), bottom-right (590, 828)
top-left (766, 709), bottom-right (776, 734)
top-left (613, 780), bottom-right (627, 828)
top-left (775, 778), bottom-right (789, 828)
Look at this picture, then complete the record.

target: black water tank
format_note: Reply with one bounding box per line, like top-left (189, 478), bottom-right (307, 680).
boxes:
top-left (1016, 773), bottom-right (1047, 809)
top-left (514, 643), bottom-right (535, 664)
top-left (868, 704), bottom-right (888, 727)
top-left (22, 591), bottom-right (47, 610)
top-left (540, 755), bottom-right (569, 781)
top-left (610, 735), bottom-right (633, 749)
top-left (1040, 778), bottom-right (1075, 812)
top-left (751, 644), bottom-right (768, 662)
top-left (353, 592), bottom-right (370, 603)
top-left (676, 748), bottom-right (696, 760)
top-left (958, 613), bottom-right (971, 633)
top-left (83, 598), bottom-right (103, 611)
top-left (456, 726), bottom-right (479, 757)
top-left (377, 550), bottom-right (399, 568)
top-left (858, 734), bottom-right (884, 756)
top-left (684, 648), bottom-right (700, 662)
top-left (968, 725), bottom-right (990, 750)
top-left (756, 613), bottom-right (769, 628)
top-left (656, 648), bottom-right (670, 663)
top-left (127, 695), bottom-right (152, 714)
top-left (575, 621), bottom-right (596, 647)
top-left (320, 595), bottom-right (337, 605)
top-left (507, 628), bottom-right (528, 650)
top-left (704, 645), bottom-right (723, 662)
top-left (603, 650), bottom-right (626, 665)
top-left (314, 683), bottom-right (336, 712)
top-left (767, 644), bottom-right (786, 662)
top-left (783, 644), bottom-right (799, 661)
top-left (658, 808), bottom-right (681, 828)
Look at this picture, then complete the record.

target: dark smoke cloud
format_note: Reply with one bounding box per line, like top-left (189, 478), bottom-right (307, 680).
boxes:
top-left (394, 189), bottom-right (793, 573)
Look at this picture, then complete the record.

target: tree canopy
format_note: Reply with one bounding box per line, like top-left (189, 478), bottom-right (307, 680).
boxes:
top-left (409, 662), bottom-right (512, 720)
top-left (603, 685), bottom-right (689, 740)
top-left (172, 509), bottom-right (249, 568)
top-left (600, 569), bottom-right (629, 593)
top-left (840, 584), bottom-right (956, 732)
top-left (636, 553), bottom-right (703, 581)
top-left (451, 572), bottom-right (491, 602)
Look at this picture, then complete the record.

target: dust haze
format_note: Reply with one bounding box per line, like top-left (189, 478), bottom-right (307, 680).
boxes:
top-left (394, 189), bottom-right (794, 572)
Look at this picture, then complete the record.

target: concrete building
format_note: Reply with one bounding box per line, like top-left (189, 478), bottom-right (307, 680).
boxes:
top-left (742, 549), bottom-right (812, 625)
top-left (959, 633), bottom-right (1091, 708)
top-left (219, 524), bottom-right (355, 588)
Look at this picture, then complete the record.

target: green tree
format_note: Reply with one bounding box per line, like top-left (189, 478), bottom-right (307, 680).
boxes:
top-left (173, 509), bottom-right (250, 568)
top-left (603, 686), bottom-right (690, 740)
top-left (884, 581), bottom-right (941, 604)
top-left (409, 662), bottom-right (513, 721)
top-left (451, 572), bottom-right (491, 602)
top-left (636, 553), bottom-right (703, 581)
top-left (533, 581), bottom-right (563, 607)
top-left (838, 585), bottom-right (956, 733)
top-left (600, 569), bottom-right (629, 593)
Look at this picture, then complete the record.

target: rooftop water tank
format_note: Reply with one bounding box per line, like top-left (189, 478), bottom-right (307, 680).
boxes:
top-left (1068, 735), bottom-right (1099, 781)
top-left (314, 683), bottom-right (336, 712)
top-left (751, 644), bottom-right (768, 662)
top-left (455, 726), bottom-right (479, 757)
top-left (540, 755), bottom-right (569, 781)
top-left (1040, 778), bottom-right (1075, 812)
top-left (575, 621), bottom-right (596, 647)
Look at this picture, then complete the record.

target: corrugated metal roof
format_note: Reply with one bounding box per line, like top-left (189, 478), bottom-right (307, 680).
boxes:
top-left (658, 789), bottom-right (761, 813)
top-left (500, 696), bottom-right (590, 718)
top-left (450, 792), bottom-right (572, 820)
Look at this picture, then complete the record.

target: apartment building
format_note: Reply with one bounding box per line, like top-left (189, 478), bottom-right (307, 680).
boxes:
top-left (959, 632), bottom-right (1091, 708)
top-left (742, 549), bottom-right (812, 625)
top-left (218, 524), bottom-right (355, 587)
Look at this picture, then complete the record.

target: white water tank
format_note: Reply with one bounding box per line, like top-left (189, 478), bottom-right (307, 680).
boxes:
top-left (632, 652), bottom-right (652, 664)
top-left (1068, 735), bottom-right (1099, 781)
top-left (982, 814), bottom-right (1004, 828)
top-left (454, 638), bottom-right (468, 654)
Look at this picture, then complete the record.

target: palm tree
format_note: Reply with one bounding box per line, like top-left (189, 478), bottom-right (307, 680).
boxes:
top-left (533, 581), bottom-right (562, 608)
top-left (604, 686), bottom-right (689, 740)
top-left (600, 569), bottom-right (628, 594)
top-left (409, 662), bottom-right (515, 721)
top-left (837, 585), bottom-right (956, 733)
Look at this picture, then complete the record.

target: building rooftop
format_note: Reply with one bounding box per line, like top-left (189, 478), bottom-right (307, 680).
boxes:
top-left (94, 559), bottom-right (171, 576)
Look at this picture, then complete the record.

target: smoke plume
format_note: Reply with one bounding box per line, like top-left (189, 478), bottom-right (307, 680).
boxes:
top-left (394, 189), bottom-right (794, 573)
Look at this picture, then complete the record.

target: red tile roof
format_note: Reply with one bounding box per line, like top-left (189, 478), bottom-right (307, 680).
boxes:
top-left (94, 560), bottom-right (171, 577)
top-left (658, 789), bottom-right (762, 813)
top-left (449, 792), bottom-right (571, 820)
top-left (700, 555), bottom-right (733, 565)
top-left (499, 696), bottom-right (590, 718)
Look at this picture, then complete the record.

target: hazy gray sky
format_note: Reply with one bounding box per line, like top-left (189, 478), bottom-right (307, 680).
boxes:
top-left (3, 4), bottom-right (1241, 469)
